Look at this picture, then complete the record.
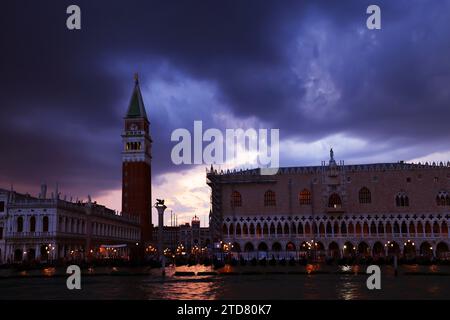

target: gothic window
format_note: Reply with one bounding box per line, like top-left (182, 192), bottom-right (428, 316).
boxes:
top-left (425, 222), bottom-right (432, 236)
top-left (291, 222), bottom-right (297, 234)
top-left (284, 223), bottom-right (289, 235)
top-left (326, 222), bottom-right (332, 235)
top-left (299, 189), bottom-right (312, 205)
top-left (401, 221), bottom-right (408, 234)
top-left (393, 221), bottom-right (400, 234)
top-left (319, 222), bottom-right (325, 235)
top-left (417, 222), bottom-right (424, 235)
top-left (236, 223), bottom-right (242, 235)
top-left (256, 224), bottom-right (262, 236)
top-left (298, 223), bottom-right (304, 235)
top-left (264, 190), bottom-right (276, 206)
top-left (370, 222), bottom-right (377, 235)
top-left (263, 223), bottom-right (269, 235)
top-left (277, 222), bottom-right (282, 235)
top-left (340, 222), bottom-right (347, 235)
top-left (433, 221), bottom-right (440, 235)
top-left (436, 191), bottom-right (450, 206)
top-left (363, 222), bottom-right (369, 235)
top-left (328, 193), bottom-right (342, 208)
top-left (249, 224), bottom-right (255, 235)
top-left (348, 222), bottom-right (354, 234)
top-left (358, 187), bottom-right (371, 204)
top-left (270, 223), bottom-right (275, 235)
top-left (304, 222), bottom-right (311, 235)
top-left (409, 222), bottom-right (416, 236)
top-left (442, 222), bottom-right (448, 236)
top-left (378, 222), bottom-right (384, 235)
top-left (230, 191), bottom-right (242, 207)
top-left (395, 192), bottom-right (409, 207)
top-left (334, 221), bottom-right (340, 235)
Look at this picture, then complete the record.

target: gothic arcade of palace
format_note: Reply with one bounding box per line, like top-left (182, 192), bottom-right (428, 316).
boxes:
top-left (207, 152), bottom-right (450, 259)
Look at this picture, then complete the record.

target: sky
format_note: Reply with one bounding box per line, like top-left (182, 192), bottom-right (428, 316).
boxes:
top-left (1, 0), bottom-right (450, 226)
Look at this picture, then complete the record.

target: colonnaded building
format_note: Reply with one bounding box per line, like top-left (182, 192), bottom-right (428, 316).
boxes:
top-left (0, 186), bottom-right (141, 264)
top-left (207, 150), bottom-right (450, 260)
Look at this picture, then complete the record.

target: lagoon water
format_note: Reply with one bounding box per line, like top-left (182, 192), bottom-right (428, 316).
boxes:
top-left (1, 264), bottom-right (449, 299)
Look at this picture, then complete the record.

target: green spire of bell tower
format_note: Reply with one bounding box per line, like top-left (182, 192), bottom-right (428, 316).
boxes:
top-left (126, 73), bottom-right (148, 119)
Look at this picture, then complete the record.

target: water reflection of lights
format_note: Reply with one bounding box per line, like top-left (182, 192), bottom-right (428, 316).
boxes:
top-left (42, 267), bottom-right (56, 277)
top-left (341, 265), bottom-right (351, 272)
top-left (337, 279), bottom-right (359, 300)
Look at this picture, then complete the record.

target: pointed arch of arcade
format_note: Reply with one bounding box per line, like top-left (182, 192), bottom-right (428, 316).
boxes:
top-left (355, 222), bottom-right (362, 236)
top-left (229, 223), bottom-right (234, 236)
top-left (258, 242), bottom-right (268, 252)
top-left (222, 223), bottom-right (228, 236)
top-left (243, 224), bottom-right (249, 236)
top-left (300, 241), bottom-right (309, 252)
top-left (420, 241), bottom-right (433, 256)
top-left (236, 223), bottom-right (242, 236)
top-left (319, 222), bottom-right (325, 236)
top-left (372, 241), bottom-right (384, 257)
top-left (249, 223), bottom-right (255, 236)
top-left (387, 241), bottom-right (400, 256)
top-left (378, 222), bottom-right (384, 235)
top-left (297, 222), bottom-right (304, 235)
top-left (291, 222), bottom-right (297, 235)
top-left (363, 221), bottom-right (369, 236)
top-left (272, 242), bottom-right (282, 252)
top-left (231, 242), bottom-right (241, 252)
top-left (256, 223), bottom-right (262, 236)
top-left (442, 221), bottom-right (449, 236)
top-left (348, 222), bottom-right (354, 235)
top-left (328, 242), bottom-right (340, 258)
top-left (263, 223), bottom-right (269, 235)
top-left (343, 241), bottom-right (355, 257)
top-left (304, 222), bottom-right (311, 235)
top-left (340, 221), bottom-right (347, 235)
top-left (436, 242), bottom-right (449, 258)
top-left (358, 242), bottom-right (370, 256)
top-left (433, 221), bottom-right (440, 235)
top-left (315, 241), bottom-right (325, 251)
top-left (286, 242), bottom-right (296, 251)
top-left (244, 242), bottom-right (254, 252)
top-left (270, 223), bottom-right (275, 235)
top-left (276, 222), bottom-right (282, 235)
top-left (284, 223), bottom-right (289, 236)
top-left (326, 221), bottom-right (332, 235)
top-left (425, 221), bottom-right (432, 236)
top-left (409, 221), bottom-right (416, 236)
top-left (403, 241), bottom-right (416, 257)
top-left (417, 221), bottom-right (424, 235)
top-left (333, 221), bottom-right (340, 235)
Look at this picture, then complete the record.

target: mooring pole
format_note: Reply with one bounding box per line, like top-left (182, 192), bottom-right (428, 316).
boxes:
top-left (155, 200), bottom-right (167, 276)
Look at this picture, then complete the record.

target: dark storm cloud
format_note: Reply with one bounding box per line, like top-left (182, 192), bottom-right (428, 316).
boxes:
top-left (1, 0), bottom-right (450, 201)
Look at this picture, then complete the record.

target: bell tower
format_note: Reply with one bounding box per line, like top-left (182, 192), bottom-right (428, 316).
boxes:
top-left (122, 74), bottom-right (152, 244)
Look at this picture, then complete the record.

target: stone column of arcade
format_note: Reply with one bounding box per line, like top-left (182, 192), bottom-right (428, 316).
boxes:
top-left (154, 199), bottom-right (167, 276)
